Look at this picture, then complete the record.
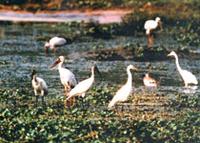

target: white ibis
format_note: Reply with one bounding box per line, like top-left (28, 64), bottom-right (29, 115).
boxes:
top-left (31, 69), bottom-right (48, 105)
top-left (50, 56), bottom-right (77, 107)
top-left (143, 73), bottom-right (157, 88)
top-left (44, 36), bottom-right (67, 53)
top-left (168, 51), bottom-right (198, 87)
top-left (67, 65), bottom-right (101, 100)
top-left (108, 65), bottom-right (137, 108)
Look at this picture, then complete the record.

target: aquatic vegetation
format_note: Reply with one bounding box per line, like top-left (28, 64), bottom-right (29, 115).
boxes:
top-left (0, 87), bottom-right (200, 142)
top-left (0, 1), bottom-right (200, 142)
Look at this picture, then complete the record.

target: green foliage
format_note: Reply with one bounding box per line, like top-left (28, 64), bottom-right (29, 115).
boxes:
top-left (0, 87), bottom-right (200, 142)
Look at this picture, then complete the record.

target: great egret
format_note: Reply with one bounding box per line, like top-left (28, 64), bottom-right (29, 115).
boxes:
top-left (168, 51), bottom-right (198, 87)
top-left (108, 65), bottom-right (137, 108)
top-left (67, 65), bottom-right (101, 100)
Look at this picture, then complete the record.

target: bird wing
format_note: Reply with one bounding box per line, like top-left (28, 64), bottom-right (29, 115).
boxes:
top-left (36, 77), bottom-right (48, 89)
top-left (181, 70), bottom-right (198, 84)
top-left (144, 20), bottom-right (157, 30)
top-left (69, 77), bottom-right (93, 97)
top-left (50, 37), bottom-right (66, 46)
top-left (59, 68), bottom-right (77, 86)
top-left (108, 84), bottom-right (132, 108)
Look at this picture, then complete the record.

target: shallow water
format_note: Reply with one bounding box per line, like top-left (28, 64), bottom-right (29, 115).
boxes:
top-left (0, 23), bottom-right (199, 119)
top-left (0, 10), bottom-right (131, 24)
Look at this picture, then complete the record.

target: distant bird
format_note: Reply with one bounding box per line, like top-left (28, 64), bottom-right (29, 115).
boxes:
top-left (108, 65), bottom-right (137, 108)
top-left (168, 51), bottom-right (198, 87)
top-left (144, 17), bottom-right (162, 48)
top-left (67, 65), bottom-right (101, 100)
top-left (144, 17), bottom-right (162, 35)
top-left (44, 37), bottom-right (67, 53)
top-left (143, 73), bottom-right (157, 88)
top-left (31, 70), bottom-right (48, 105)
top-left (50, 56), bottom-right (77, 107)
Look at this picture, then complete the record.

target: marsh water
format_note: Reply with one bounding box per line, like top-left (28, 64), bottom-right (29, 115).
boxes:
top-left (0, 21), bottom-right (199, 120)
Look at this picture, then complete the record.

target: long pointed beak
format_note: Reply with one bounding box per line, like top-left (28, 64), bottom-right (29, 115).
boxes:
top-left (50, 59), bottom-right (60, 69)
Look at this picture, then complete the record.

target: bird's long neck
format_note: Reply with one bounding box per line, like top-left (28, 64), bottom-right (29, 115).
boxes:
top-left (126, 68), bottom-right (132, 86)
top-left (174, 54), bottom-right (182, 72)
top-left (58, 62), bottom-right (63, 70)
top-left (32, 74), bottom-right (37, 83)
top-left (91, 67), bottom-right (95, 79)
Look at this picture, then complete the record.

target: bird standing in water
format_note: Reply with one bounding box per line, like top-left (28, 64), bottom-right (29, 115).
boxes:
top-left (67, 65), bottom-right (101, 100)
top-left (168, 51), bottom-right (198, 87)
top-left (108, 65), bottom-right (137, 108)
top-left (50, 56), bottom-right (77, 107)
top-left (31, 70), bottom-right (48, 106)
top-left (144, 17), bottom-right (162, 48)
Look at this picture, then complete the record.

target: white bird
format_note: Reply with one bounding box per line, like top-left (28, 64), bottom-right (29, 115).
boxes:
top-left (31, 70), bottom-right (48, 105)
top-left (44, 37), bottom-right (67, 53)
top-left (168, 51), bottom-right (198, 87)
top-left (144, 17), bottom-right (162, 48)
top-left (108, 65), bottom-right (137, 108)
top-left (67, 65), bottom-right (101, 100)
top-left (50, 56), bottom-right (77, 107)
top-left (143, 73), bottom-right (157, 88)
top-left (50, 56), bottom-right (77, 94)
top-left (144, 17), bottom-right (162, 35)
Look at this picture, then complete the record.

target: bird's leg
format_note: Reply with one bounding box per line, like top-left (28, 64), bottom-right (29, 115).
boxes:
top-left (35, 96), bottom-right (39, 106)
top-left (147, 34), bottom-right (154, 48)
top-left (64, 85), bottom-right (70, 108)
top-left (42, 96), bottom-right (46, 106)
top-left (53, 47), bottom-right (56, 53)
top-left (34, 90), bottom-right (38, 106)
top-left (67, 82), bottom-right (76, 107)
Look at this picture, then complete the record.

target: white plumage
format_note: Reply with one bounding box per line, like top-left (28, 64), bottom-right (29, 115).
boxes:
top-left (44, 36), bottom-right (66, 53)
top-left (143, 73), bottom-right (157, 88)
top-left (168, 51), bottom-right (198, 87)
top-left (50, 56), bottom-right (77, 94)
top-left (31, 70), bottom-right (48, 104)
top-left (67, 65), bottom-right (99, 100)
top-left (108, 65), bottom-right (137, 108)
top-left (144, 17), bottom-right (162, 35)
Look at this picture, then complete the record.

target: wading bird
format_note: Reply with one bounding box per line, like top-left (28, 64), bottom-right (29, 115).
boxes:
top-left (143, 73), bottom-right (157, 88)
top-left (44, 36), bottom-right (67, 53)
top-left (108, 65), bottom-right (137, 108)
top-left (168, 51), bottom-right (198, 87)
top-left (144, 17), bottom-right (162, 48)
top-left (50, 56), bottom-right (77, 107)
top-left (31, 70), bottom-right (48, 105)
top-left (67, 65), bottom-right (101, 100)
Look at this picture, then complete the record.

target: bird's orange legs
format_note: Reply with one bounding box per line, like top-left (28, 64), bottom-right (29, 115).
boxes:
top-left (147, 34), bottom-right (154, 48)
top-left (64, 84), bottom-right (75, 108)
